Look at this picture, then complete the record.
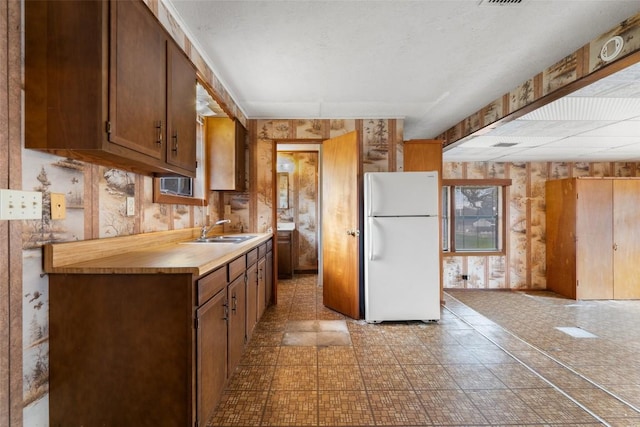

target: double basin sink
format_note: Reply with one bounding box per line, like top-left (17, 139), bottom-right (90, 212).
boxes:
top-left (192, 235), bottom-right (256, 244)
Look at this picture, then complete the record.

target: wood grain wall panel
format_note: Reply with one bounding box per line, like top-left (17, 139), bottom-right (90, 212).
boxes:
top-left (0, 0), bottom-right (9, 423)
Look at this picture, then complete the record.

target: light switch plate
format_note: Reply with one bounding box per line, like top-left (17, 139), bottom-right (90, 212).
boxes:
top-left (126, 197), bottom-right (135, 216)
top-left (50, 193), bottom-right (66, 220)
top-left (0, 189), bottom-right (43, 220)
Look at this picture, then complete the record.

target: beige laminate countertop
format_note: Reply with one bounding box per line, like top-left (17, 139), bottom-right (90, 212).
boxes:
top-left (43, 231), bottom-right (273, 277)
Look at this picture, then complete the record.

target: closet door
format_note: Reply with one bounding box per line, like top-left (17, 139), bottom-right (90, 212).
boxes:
top-left (613, 180), bottom-right (640, 299)
top-left (575, 180), bottom-right (613, 300)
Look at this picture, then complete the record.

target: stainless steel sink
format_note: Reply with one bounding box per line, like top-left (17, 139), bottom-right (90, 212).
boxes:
top-left (192, 235), bottom-right (256, 243)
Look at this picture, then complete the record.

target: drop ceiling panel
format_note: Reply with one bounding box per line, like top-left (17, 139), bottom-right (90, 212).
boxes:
top-left (522, 97), bottom-right (640, 121)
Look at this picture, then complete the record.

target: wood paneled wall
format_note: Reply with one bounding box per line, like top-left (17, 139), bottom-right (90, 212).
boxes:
top-left (442, 161), bottom-right (640, 290)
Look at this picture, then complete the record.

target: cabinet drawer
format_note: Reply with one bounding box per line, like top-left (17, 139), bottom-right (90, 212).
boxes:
top-left (198, 267), bottom-right (227, 306)
top-left (266, 238), bottom-right (273, 252)
top-left (246, 248), bottom-right (258, 266)
top-left (228, 255), bottom-right (246, 282)
top-left (258, 243), bottom-right (268, 259)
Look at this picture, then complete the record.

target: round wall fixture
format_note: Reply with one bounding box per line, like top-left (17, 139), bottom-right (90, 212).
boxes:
top-left (600, 35), bottom-right (624, 62)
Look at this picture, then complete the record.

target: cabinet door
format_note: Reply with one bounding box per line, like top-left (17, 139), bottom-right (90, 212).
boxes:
top-left (197, 289), bottom-right (227, 424)
top-left (257, 257), bottom-right (267, 319)
top-left (576, 180), bottom-right (613, 299)
top-left (109, 0), bottom-right (166, 160)
top-left (227, 275), bottom-right (246, 376)
top-left (613, 180), bottom-right (640, 299)
top-left (266, 250), bottom-right (273, 306)
top-left (277, 231), bottom-right (293, 279)
top-left (245, 263), bottom-right (258, 341)
top-left (167, 41), bottom-right (197, 173)
top-left (206, 117), bottom-right (246, 191)
top-left (234, 120), bottom-right (247, 191)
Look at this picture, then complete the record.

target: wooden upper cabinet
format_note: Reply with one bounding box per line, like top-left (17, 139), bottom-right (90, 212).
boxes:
top-left (25, 0), bottom-right (197, 177)
top-left (166, 42), bottom-right (197, 173)
top-left (206, 117), bottom-right (247, 191)
top-left (109, 0), bottom-right (166, 161)
top-left (403, 139), bottom-right (443, 174)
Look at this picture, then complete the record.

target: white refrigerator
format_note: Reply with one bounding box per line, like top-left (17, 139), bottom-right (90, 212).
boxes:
top-left (364, 171), bottom-right (441, 322)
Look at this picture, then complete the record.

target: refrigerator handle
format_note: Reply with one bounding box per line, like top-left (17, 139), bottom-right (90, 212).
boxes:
top-left (368, 217), bottom-right (376, 260)
top-left (366, 174), bottom-right (372, 217)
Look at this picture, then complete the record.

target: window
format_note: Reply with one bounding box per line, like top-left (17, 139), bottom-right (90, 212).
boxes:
top-left (442, 179), bottom-right (510, 255)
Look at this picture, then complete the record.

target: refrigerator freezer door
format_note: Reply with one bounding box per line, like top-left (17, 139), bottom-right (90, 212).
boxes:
top-left (365, 216), bottom-right (440, 322)
top-left (365, 171), bottom-right (439, 217)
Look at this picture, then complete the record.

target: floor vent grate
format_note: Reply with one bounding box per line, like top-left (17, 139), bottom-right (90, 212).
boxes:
top-left (479, 0), bottom-right (526, 5)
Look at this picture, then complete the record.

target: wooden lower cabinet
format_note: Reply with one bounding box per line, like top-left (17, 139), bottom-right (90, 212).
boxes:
top-left (48, 238), bottom-right (274, 427)
top-left (277, 230), bottom-right (293, 279)
top-left (49, 273), bottom-right (195, 426)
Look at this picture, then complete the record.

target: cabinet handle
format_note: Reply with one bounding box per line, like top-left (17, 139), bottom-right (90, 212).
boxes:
top-left (613, 243), bottom-right (618, 251)
top-left (172, 131), bottom-right (178, 153)
top-left (223, 301), bottom-right (229, 320)
top-left (232, 294), bottom-right (237, 313)
top-left (155, 121), bottom-right (163, 145)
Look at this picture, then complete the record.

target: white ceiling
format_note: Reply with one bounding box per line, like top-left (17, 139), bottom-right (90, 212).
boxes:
top-left (167, 0), bottom-right (640, 162)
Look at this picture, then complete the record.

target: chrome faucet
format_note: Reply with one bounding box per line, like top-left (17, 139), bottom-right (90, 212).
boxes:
top-left (200, 219), bottom-right (231, 240)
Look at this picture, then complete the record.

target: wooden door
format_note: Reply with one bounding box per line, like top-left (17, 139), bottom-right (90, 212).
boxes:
top-left (109, 0), bottom-right (166, 159)
top-left (321, 131), bottom-right (361, 319)
top-left (575, 180), bottom-right (614, 299)
top-left (613, 179), bottom-right (640, 299)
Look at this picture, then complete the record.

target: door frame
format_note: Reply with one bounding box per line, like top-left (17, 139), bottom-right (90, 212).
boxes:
top-left (274, 141), bottom-right (324, 284)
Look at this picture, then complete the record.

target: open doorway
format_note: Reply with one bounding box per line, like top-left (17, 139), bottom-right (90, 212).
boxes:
top-left (276, 144), bottom-right (322, 282)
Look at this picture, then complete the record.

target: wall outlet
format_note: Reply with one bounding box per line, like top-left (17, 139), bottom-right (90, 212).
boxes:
top-left (0, 189), bottom-right (42, 220)
top-left (50, 193), bottom-right (66, 220)
top-left (224, 204), bottom-right (231, 215)
top-left (126, 197), bottom-right (135, 216)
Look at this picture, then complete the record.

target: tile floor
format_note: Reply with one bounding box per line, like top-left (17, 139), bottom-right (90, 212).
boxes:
top-left (208, 275), bottom-right (640, 426)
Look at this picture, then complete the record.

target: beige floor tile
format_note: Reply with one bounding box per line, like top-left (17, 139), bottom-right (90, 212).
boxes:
top-left (403, 364), bottom-right (460, 390)
top-left (277, 346), bottom-right (318, 365)
top-left (444, 364), bottom-right (508, 390)
top-left (368, 390), bottom-right (431, 426)
top-left (208, 390), bottom-right (268, 426)
top-left (239, 345), bottom-right (280, 366)
top-left (465, 389), bottom-right (546, 424)
top-left (512, 388), bottom-right (600, 424)
top-left (317, 346), bottom-right (358, 365)
top-left (318, 390), bottom-right (373, 426)
top-left (391, 344), bottom-right (436, 364)
top-left (484, 362), bottom-right (550, 389)
top-left (261, 390), bottom-right (318, 426)
top-left (225, 365), bottom-right (274, 391)
top-left (353, 344), bottom-right (397, 364)
top-left (416, 389), bottom-right (488, 425)
top-left (271, 365), bottom-right (318, 390)
top-left (318, 365), bottom-right (364, 390)
top-left (360, 364), bottom-right (412, 390)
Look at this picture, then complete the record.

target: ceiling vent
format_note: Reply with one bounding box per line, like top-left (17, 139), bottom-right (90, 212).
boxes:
top-left (493, 142), bottom-right (519, 147)
top-left (478, 0), bottom-right (526, 5)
